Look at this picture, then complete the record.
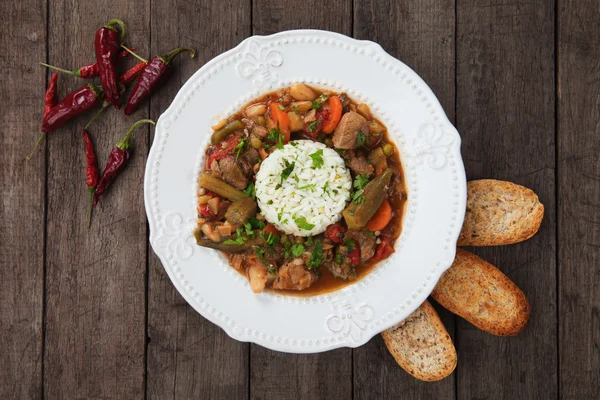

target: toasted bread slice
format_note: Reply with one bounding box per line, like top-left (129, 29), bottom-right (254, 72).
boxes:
top-left (458, 179), bottom-right (544, 246)
top-left (432, 248), bottom-right (530, 336)
top-left (381, 300), bottom-right (457, 382)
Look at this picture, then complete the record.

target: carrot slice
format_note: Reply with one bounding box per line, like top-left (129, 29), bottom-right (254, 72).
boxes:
top-left (322, 96), bottom-right (342, 134)
top-left (269, 103), bottom-right (290, 143)
top-left (365, 200), bottom-right (392, 232)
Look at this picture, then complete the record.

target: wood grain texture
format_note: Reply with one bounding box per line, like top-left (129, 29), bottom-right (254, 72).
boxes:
top-left (0, 0), bottom-right (46, 398)
top-left (252, 0), bottom-right (352, 35)
top-left (43, 1), bottom-right (150, 398)
top-left (146, 1), bottom-right (251, 399)
top-left (249, 3), bottom-right (353, 400)
top-left (456, 0), bottom-right (557, 399)
top-left (353, 0), bottom-right (456, 397)
top-left (558, 0), bottom-right (600, 398)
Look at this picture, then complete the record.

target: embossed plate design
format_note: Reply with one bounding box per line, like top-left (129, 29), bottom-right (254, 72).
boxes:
top-left (145, 30), bottom-right (467, 353)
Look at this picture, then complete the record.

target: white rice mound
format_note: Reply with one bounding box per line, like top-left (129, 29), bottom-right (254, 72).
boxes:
top-left (255, 140), bottom-right (352, 236)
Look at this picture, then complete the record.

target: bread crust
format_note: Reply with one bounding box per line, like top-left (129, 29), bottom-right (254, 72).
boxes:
top-left (432, 248), bottom-right (531, 336)
top-left (381, 300), bottom-right (457, 382)
top-left (458, 179), bottom-right (544, 246)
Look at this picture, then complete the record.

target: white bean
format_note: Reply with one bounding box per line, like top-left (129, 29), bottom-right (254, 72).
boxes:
top-left (247, 261), bottom-right (268, 293)
top-left (290, 83), bottom-right (317, 101)
top-left (244, 104), bottom-right (267, 118)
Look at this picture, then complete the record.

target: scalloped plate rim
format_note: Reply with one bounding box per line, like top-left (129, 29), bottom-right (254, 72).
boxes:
top-left (144, 29), bottom-right (467, 353)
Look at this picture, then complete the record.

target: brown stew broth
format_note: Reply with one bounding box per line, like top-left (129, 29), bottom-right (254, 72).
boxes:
top-left (201, 85), bottom-right (407, 295)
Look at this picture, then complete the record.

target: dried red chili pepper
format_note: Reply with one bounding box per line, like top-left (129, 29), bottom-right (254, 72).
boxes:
top-left (93, 119), bottom-right (156, 207)
top-left (82, 130), bottom-right (99, 228)
top-left (42, 84), bottom-right (103, 132)
top-left (124, 46), bottom-right (196, 115)
top-left (95, 18), bottom-right (126, 108)
top-left (119, 61), bottom-right (147, 85)
top-left (80, 102), bottom-right (111, 227)
top-left (40, 48), bottom-right (133, 79)
top-left (28, 83), bottom-right (104, 160)
top-left (43, 72), bottom-right (59, 118)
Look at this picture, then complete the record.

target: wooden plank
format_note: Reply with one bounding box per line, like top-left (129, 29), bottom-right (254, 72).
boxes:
top-left (353, 0), bottom-right (457, 396)
top-left (252, 0), bottom-right (352, 35)
top-left (146, 1), bottom-right (251, 399)
top-left (455, 0), bottom-right (557, 398)
top-left (0, 0), bottom-right (46, 398)
top-left (43, 2), bottom-right (150, 398)
top-left (558, 1), bottom-right (600, 398)
top-left (249, 2), bottom-right (353, 400)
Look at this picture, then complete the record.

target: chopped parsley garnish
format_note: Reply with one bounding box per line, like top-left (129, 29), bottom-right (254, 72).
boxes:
top-left (280, 160), bottom-right (295, 182)
top-left (312, 95), bottom-right (328, 110)
top-left (356, 130), bottom-right (369, 148)
top-left (248, 217), bottom-right (266, 230)
top-left (267, 128), bottom-right (284, 149)
top-left (294, 174), bottom-right (299, 183)
top-left (292, 105), bottom-right (299, 114)
top-left (232, 136), bottom-right (247, 161)
top-left (307, 120), bottom-right (319, 132)
top-left (278, 207), bottom-right (285, 221)
top-left (243, 182), bottom-right (256, 199)
top-left (298, 183), bottom-right (315, 190)
top-left (344, 239), bottom-right (356, 251)
top-left (307, 240), bottom-right (323, 269)
top-left (353, 174), bottom-right (370, 190)
top-left (264, 232), bottom-right (280, 247)
top-left (291, 243), bottom-right (305, 257)
top-left (223, 236), bottom-right (247, 245)
top-left (244, 222), bottom-right (255, 237)
top-left (309, 149), bottom-right (324, 169)
top-left (284, 242), bottom-right (305, 259)
top-left (306, 236), bottom-right (314, 246)
top-left (351, 174), bottom-right (369, 203)
top-left (294, 216), bottom-right (315, 231)
top-left (278, 105), bottom-right (285, 111)
top-left (267, 200), bottom-right (274, 205)
top-left (323, 182), bottom-right (329, 193)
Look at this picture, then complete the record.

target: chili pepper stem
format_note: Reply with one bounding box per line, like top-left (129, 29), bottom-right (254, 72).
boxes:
top-left (87, 187), bottom-right (95, 229)
top-left (105, 18), bottom-right (126, 42)
top-left (116, 119), bottom-right (156, 150)
top-left (160, 47), bottom-right (197, 64)
top-left (84, 101), bottom-right (111, 130)
top-left (40, 62), bottom-right (81, 77)
top-left (120, 45), bottom-right (148, 63)
top-left (26, 132), bottom-right (45, 161)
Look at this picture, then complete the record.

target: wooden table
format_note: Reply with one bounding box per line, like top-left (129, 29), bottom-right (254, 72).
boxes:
top-left (1, 0), bottom-right (598, 398)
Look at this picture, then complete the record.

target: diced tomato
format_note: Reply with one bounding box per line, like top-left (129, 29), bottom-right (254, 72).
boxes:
top-left (303, 109), bottom-right (329, 138)
top-left (206, 134), bottom-right (243, 168)
top-left (348, 246), bottom-right (361, 266)
top-left (198, 203), bottom-right (216, 219)
top-left (325, 224), bottom-right (346, 244)
top-left (373, 236), bottom-right (395, 261)
top-left (264, 224), bottom-right (279, 235)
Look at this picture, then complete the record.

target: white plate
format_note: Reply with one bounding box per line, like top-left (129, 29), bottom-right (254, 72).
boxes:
top-left (145, 30), bottom-right (467, 353)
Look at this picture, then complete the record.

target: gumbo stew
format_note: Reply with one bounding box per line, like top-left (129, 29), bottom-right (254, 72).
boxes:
top-left (194, 83), bottom-right (407, 295)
